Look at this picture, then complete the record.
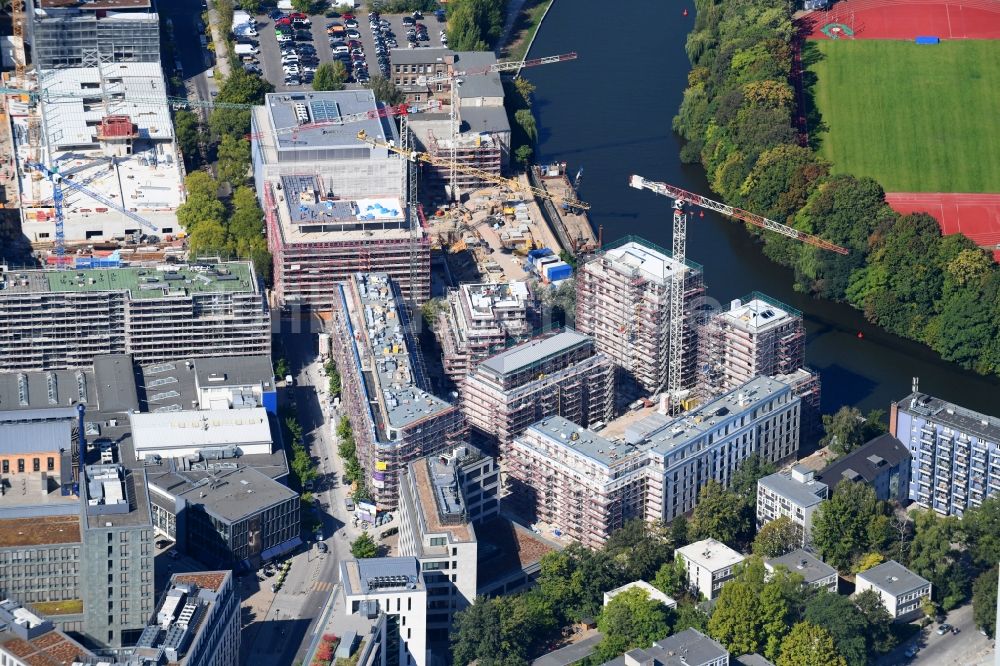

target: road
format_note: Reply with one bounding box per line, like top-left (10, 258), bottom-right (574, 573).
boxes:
top-left (159, 0), bottom-right (218, 124)
top-left (879, 603), bottom-right (994, 666)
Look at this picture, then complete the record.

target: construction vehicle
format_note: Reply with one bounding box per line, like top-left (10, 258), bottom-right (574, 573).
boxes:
top-left (25, 159), bottom-right (160, 266)
top-left (628, 175), bottom-right (848, 413)
top-left (357, 129), bottom-right (590, 211)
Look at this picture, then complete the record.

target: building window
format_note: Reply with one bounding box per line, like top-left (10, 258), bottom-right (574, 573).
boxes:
top-left (2, 461), bottom-right (7, 474)
top-left (33, 459), bottom-right (40, 472)
top-left (17, 459), bottom-right (24, 473)
top-left (47, 457), bottom-right (55, 471)
top-left (429, 537), bottom-right (447, 547)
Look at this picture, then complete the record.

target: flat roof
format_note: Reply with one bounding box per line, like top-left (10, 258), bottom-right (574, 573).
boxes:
top-left (0, 368), bottom-right (97, 411)
top-left (82, 465), bottom-right (152, 529)
top-left (410, 456), bottom-right (472, 543)
top-left (0, 263), bottom-right (258, 299)
top-left (524, 416), bottom-right (620, 470)
top-left (628, 629), bottom-right (728, 666)
top-left (459, 105), bottom-right (510, 134)
top-left (0, 514), bottom-right (80, 547)
top-left (261, 90), bottom-right (393, 151)
top-left (765, 549), bottom-right (836, 585)
top-left (345, 274), bottom-right (454, 434)
top-left (0, 420), bottom-right (69, 454)
top-left (341, 557), bottom-right (423, 596)
top-left (138, 356), bottom-right (274, 413)
top-left (717, 293), bottom-right (799, 333)
top-left (816, 434), bottom-right (910, 487)
top-left (0, 628), bottom-right (94, 666)
top-left (735, 656), bottom-right (777, 666)
top-left (758, 471), bottom-right (828, 508)
top-left (37, 0), bottom-right (151, 8)
top-left (93, 354), bottom-right (140, 413)
top-left (676, 538), bottom-right (745, 571)
top-left (856, 560), bottom-right (930, 596)
top-left (130, 408), bottom-right (272, 452)
top-left (600, 240), bottom-right (689, 284)
top-left (193, 356), bottom-right (275, 391)
top-left (897, 391), bottom-right (1000, 442)
top-left (478, 329), bottom-right (592, 377)
top-left (173, 467), bottom-right (296, 523)
top-left (532, 634), bottom-right (602, 666)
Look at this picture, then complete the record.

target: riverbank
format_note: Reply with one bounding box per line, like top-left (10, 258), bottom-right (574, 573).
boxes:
top-left (500, 0), bottom-right (556, 62)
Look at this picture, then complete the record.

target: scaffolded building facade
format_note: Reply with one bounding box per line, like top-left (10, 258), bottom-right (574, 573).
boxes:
top-left (0, 262), bottom-right (269, 371)
top-left (461, 329), bottom-right (614, 451)
top-left (576, 237), bottom-right (705, 400)
top-left (437, 281), bottom-right (535, 385)
top-left (331, 274), bottom-right (467, 510)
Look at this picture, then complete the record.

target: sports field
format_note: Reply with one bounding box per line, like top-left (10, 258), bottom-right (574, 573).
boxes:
top-left (809, 40), bottom-right (1000, 193)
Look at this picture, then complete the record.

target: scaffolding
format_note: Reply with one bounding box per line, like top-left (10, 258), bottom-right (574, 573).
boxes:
top-left (425, 129), bottom-right (502, 193)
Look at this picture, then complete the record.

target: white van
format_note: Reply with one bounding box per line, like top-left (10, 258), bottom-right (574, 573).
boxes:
top-left (332, 45), bottom-right (349, 55)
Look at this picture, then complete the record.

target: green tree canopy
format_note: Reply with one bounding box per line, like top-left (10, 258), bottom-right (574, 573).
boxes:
top-left (689, 480), bottom-right (750, 547)
top-left (312, 61), bottom-right (347, 92)
top-left (594, 587), bottom-right (673, 660)
top-left (803, 590), bottom-right (869, 666)
top-left (820, 406), bottom-right (887, 456)
top-left (186, 219), bottom-right (229, 258)
top-left (603, 520), bottom-right (674, 582)
top-left (210, 70), bottom-right (274, 137)
top-left (653, 558), bottom-right (687, 600)
top-left (216, 135), bottom-right (251, 186)
top-left (810, 480), bottom-right (890, 572)
top-left (776, 622), bottom-right (847, 666)
top-left (972, 566), bottom-right (998, 638)
top-left (364, 75), bottom-right (405, 105)
top-left (963, 496), bottom-right (1000, 568)
top-left (908, 509), bottom-right (969, 610)
top-left (174, 110), bottom-right (202, 164)
top-left (752, 516), bottom-right (802, 558)
top-left (350, 533), bottom-right (378, 559)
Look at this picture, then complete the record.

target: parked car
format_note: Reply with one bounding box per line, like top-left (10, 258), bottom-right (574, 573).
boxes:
top-left (332, 45), bottom-right (349, 54)
top-left (904, 645), bottom-right (918, 658)
top-left (346, 30), bottom-right (361, 40)
top-left (402, 16), bottom-right (415, 26)
top-left (269, 9), bottom-right (285, 19)
top-left (380, 527), bottom-right (399, 539)
top-left (344, 18), bottom-right (358, 28)
top-left (936, 623), bottom-right (952, 635)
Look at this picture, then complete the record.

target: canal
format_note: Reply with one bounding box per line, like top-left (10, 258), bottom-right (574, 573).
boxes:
top-left (522, 0), bottom-right (1000, 415)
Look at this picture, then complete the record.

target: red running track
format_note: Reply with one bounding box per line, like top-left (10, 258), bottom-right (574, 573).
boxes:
top-left (886, 192), bottom-right (1000, 260)
top-left (801, 0), bottom-right (1000, 39)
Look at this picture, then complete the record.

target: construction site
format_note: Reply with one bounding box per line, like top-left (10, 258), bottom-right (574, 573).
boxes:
top-left (460, 328), bottom-right (615, 450)
top-left (329, 273), bottom-right (467, 510)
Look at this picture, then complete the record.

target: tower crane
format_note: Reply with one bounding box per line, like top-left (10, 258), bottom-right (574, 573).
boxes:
top-left (25, 159), bottom-right (160, 266)
top-left (628, 175), bottom-right (848, 413)
top-left (414, 52), bottom-right (578, 200)
top-left (356, 129), bottom-right (590, 210)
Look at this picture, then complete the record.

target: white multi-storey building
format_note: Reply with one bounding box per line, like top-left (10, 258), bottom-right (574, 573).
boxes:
top-left (675, 539), bottom-right (746, 600)
top-left (506, 376), bottom-right (802, 548)
top-left (756, 465), bottom-right (829, 546)
top-left (855, 560), bottom-right (931, 621)
top-left (765, 549), bottom-right (838, 593)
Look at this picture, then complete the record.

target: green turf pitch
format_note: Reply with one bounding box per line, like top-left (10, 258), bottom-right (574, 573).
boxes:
top-left (809, 39), bottom-right (1000, 193)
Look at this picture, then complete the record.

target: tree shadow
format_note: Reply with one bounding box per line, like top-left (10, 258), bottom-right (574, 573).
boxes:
top-left (799, 40), bottom-right (829, 151)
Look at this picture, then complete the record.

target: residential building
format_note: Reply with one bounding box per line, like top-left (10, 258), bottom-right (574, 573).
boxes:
top-left (675, 539), bottom-right (746, 600)
top-left (576, 237), bottom-right (705, 400)
top-left (700, 293), bottom-right (805, 396)
top-left (398, 448), bottom-right (486, 645)
top-left (764, 549), bottom-right (837, 593)
top-left (12, 63), bottom-right (182, 244)
top-left (331, 273), bottom-right (467, 509)
top-left (891, 386), bottom-right (1000, 517)
top-left (461, 329), bottom-right (614, 451)
top-left (614, 629), bottom-right (729, 666)
top-left (854, 560), bottom-right (931, 621)
top-left (0, 262), bottom-right (269, 371)
top-left (816, 433), bottom-right (911, 503)
top-left (391, 49), bottom-right (511, 191)
top-left (0, 598), bottom-right (97, 665)
top-left (603, 581), bottom-right (676, 609)
top-left (506, 376), bottom-right (801, 547)
top-left (26, 0), bottom-right (159, 70)
top-left (437, 281), bottom-right (535, 385)
top-left (340, 557), bottom-right (427, 666)
top-left (108, 572), bottom-right (242, 666)
top-left (756, 466), bottom-right (828, 547)
top-left (251, 91), bottom-right (429, 307)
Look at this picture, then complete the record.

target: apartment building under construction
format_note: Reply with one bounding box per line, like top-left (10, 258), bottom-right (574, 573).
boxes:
top-left (461, 329), bottom-right (614, 451)
top-left (576, 236), bottom-right (705, 401)
top-left (506, 376), bottom-right (801, 548)
top-left (331, 273), bottom-right (467, 509)
top-left (251, 91), bottom-right (429, 308)
top-left (0, 262), bottom-right (269, 371)
top-left (437, 281), bottom-right (535, 385)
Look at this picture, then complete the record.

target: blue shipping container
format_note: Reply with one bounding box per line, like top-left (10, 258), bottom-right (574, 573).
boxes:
top-left (915, 36), bottom-right (940, 44)
top-left (546, 263), bottom-right (573, 282)
top-left (527, 248), bottom-right (553, 260)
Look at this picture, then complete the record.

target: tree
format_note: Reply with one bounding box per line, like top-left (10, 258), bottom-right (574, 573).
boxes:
top-left (513, 77), bottom-right (535, 106)
top-left (514, 144), bottom-right (533, 166)
top-left (776, 622), bottom-right (847, 666)
top-left (184, 171), bottom-right (219, 200)
top-left (672, 602), bottom-right (709, 634)
top-left (689, 480), bottom-right (749, 547)
top-left (175, 110), bottom-right (202, 163)
top-left (604, 520), bottom-right (674, 581)
top-left (908, 509), bottom-right (969, 610)
top-left (810, 480), bottom-right (890, 573)
top-left (653, 558), bottom-right (687, 599)
top-left (972, 566), bottom-right (998, 638)
top-left (514, 109), bottom-right (537, 143)
top-left (210, 69), bottom-right (274, 137)
top-left (730, 453), bottom-right (776, 503)
top-left (187, 219), bottom-right (229, 258)
top-left (274, 358), bottom-right (290, 379)
top-left (670, 516), bottom-right (690, 548)
top-left (364, 75), bottom-right (405, 105)
top-left (312, 61), bottom-right (347, 92)
top-left (803, 590), bottom-right (868, 666)
top-left (962, 495), bottom-right (1000, 568)
top-left (451, 598), bottom-right (504, 665)
top-left (854, 552), bottom-right (884, 573)
top-left (752, 516), bottom-right (802, 558)
top-left (594, 587), bottom-right (673, 660)
top-left (854, 589), bottom-right (897, 655)
top-left (217, 134), bottom-right (251, 186)
top-left (496, 590), bottom-right (557, 659)
top-left (177, 193), bottom-right (226, 232)
top-left (819, 407), bottom-right (887, 457)
top-left (350, 533), bottom-right (378, 559)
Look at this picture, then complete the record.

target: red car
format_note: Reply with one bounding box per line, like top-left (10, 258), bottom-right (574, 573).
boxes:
top-left (342, 13), bottom-right (355, 20)
top-left (276, 17), bottom-right (291, 25)
top-left (348, 39), bottom-right (362, 48)
top-left (289, 12), bottom-right (307, 19)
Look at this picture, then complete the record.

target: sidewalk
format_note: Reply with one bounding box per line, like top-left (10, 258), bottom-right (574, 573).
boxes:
top-left (207, 1), bottom-right (232, 79)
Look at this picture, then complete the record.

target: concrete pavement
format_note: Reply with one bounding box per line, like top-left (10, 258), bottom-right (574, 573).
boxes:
top-left (880, 603), bottom-right (994, 666)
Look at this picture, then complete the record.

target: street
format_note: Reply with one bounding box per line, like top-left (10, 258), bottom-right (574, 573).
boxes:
top-left (159, 0), bottom-right (218, 124)
top-left (878, 603), bottom-right (995, 666)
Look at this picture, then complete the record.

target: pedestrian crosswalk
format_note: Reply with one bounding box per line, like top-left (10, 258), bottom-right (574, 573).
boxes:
top-left (312, 580), bottom-right (334, 593)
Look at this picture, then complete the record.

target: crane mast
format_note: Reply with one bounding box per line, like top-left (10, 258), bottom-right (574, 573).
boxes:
top-left (629, 175), bottom-right (849, 413)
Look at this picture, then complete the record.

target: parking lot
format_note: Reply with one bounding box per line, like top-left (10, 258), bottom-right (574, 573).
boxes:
top-left (242, 8), bottom-right (447, 93)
